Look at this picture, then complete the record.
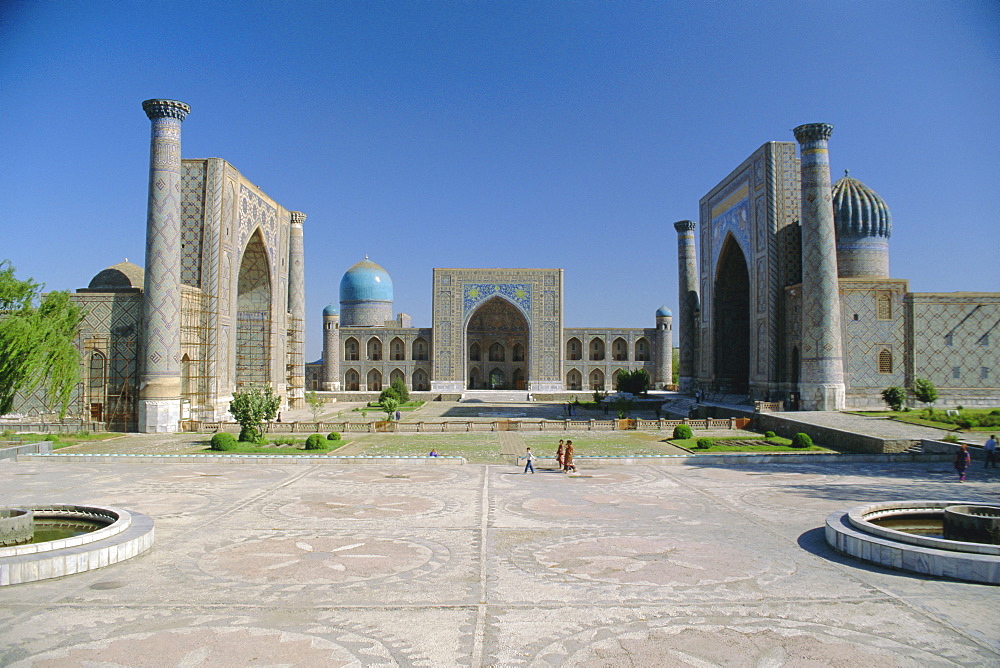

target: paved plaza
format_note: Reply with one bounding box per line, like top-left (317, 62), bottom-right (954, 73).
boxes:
top-left (2, 447), bottom-right (999, 666)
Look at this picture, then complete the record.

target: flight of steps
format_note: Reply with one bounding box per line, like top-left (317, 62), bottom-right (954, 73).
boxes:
top-left (460, 390), bottom-right (531, 403)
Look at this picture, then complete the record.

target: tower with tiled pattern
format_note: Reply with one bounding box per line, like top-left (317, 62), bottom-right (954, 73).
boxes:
top-left (321, 305), bottom-right (341, 391)
top-left (287, 211), bottom-right (306, 406)
top-left (793, 123), bottom-right (845, 411)
top-left (139, 99), bottom-right (189, 433)
top-left (674, 220), bottom-right (699, 393)
top-left (654, 306), bottom-right (673, 389)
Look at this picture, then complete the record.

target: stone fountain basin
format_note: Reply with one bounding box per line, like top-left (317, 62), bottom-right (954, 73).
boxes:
top-left (848, 501), bottom-right (1000, 556)
top-left (0, 504), bottom-right (153, 586)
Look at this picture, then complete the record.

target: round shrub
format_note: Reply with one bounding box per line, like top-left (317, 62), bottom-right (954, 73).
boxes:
top-left (672, 424), bottom-right (693, 440)
top-left (327, 432), bottom-right (341, 441)
top-left (305, 433), bottom-right (326, 450)
top-left (990, 409), bottom-right (1000, 416)
top-left (764, 430), bottom-right (776, 438)
top-left (43, 434), bottom-right (58, 442)
top-left (791, 433), bottom-right (813, 449)
top-left (210, 432), bottom-right (238, 451)
top-left (696, 438), bottom-right (712, 450)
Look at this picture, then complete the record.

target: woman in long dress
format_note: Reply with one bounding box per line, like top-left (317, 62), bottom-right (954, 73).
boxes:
top-left (563, 440), bottom-right (575, 473)
top-left (556, 440), bottom-right (565, 470)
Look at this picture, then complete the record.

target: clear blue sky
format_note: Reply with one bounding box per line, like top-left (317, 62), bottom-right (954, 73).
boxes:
top-left (2, 1), bottom-right (998, 362)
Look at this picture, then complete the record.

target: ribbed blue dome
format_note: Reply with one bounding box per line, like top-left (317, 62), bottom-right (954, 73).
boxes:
top-left (832, 172), bottom-right (892, 239)
top-left (656, 305), bottom-right (672, 317)
top-left (339, 258), bottom-right (393, 304)
top-left (322, 304), bottom-right (339, 316)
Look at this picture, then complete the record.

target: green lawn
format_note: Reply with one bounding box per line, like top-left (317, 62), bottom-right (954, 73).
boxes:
top-left (673, 437), bottom-right (832, 453)
top-left (201, 438), bottom-right (346, 455)
top-left (338, 433), bottom-right (509, 463)
top-left (849, 408), bottom-right (1000, 432)
top-left (2, 432), bottom-right (126, 450)
top-left (521, 432), bottom-right (686, 456)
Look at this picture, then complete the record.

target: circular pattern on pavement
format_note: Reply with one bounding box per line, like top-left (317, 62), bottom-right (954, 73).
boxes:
top-left (273, 492), bottom-right (443, 520)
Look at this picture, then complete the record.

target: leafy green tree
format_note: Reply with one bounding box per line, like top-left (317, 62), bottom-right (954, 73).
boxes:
top-left (614, 369), bottom-right (650, 396)
top-left (389, 376), bottom-right (409, 403)
top-left (912, 378), bottom-right (938, 410)
top-left (610, 396), bottom-right (635, 419)
top-left (381, 395), bottom-right (399, 421)
top-left (881, 386), bottom-right (906, 411)
top-left (229, 385), bottom-right (280, 443)
top-left (0, 261), bottom-right (83, 418)
top-left (305, 390), bottom-right (325, 421)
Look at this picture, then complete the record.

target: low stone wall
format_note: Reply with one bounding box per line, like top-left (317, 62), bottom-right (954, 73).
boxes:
top-left (19, 453), bottom-right (467, 465)
top-left (304, 392), bottom-right (462, 403)
top-left (754, 414), bottom-right (915, 454)
top-left (0, 441), bottom-right (53, 461)
top-left (921, 439), bottom-right (986, 461)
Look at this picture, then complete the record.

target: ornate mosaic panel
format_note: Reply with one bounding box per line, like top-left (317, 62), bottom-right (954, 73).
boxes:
top-left (180, 161), bottom-right (206, 287)
top-left (238, 185), bottom-right (277, 254)
top-left (462, 283), bottom-right (530, 316)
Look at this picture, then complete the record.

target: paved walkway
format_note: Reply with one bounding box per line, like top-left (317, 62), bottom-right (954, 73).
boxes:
top-left (1, 456), bottom-right (998, 665)
top-left (777, 411), bottom-right (953, 440)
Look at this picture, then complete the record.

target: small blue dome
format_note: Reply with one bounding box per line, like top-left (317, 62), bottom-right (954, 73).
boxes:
top-left (656, 305), bottom-right (672, 317)
top-left (832, 172), bottom-right (891, 239)
top-left (322, 304), bottom-right (339, 316)
top-left (339, 257), bottom-right (393, 304)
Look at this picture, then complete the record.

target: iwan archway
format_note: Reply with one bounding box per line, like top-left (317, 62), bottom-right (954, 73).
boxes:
top-left (235, 230), bottom-right (272, 388)
top-left (466, 296), bottom-right (528, 390)
top-left (713, 234), bottom-right (750, 393)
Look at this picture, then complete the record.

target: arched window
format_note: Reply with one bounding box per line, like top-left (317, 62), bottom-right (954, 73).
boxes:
top-left (589, 338), bottom-right (605, 361)
top-left (878, 348), bottom-right (892, 374)
top-left (512, 343), bottom-right (525, 362)
top-left (345, 337), bottom-right (359, 361)
top-left (345, 369), bottom-right (360, 391)
top-left (367, 337), bottom-right (382, 361)
top-left (566, 369), bottom-right (582, 390)
top-left (89, 351), bottom-right (107, 394)
top-left (390, 368), bottom-right (405, 387)
top-left (469, 342), bottom-right (481, 361)
top-left (469, 367), bottom-right (482, 389)
top-left (589, 368), bottom-right (605, 391)
top-left (612, 368), bottom-right (624, 390)
top-left (612, 337), bottom-right (628, 361)
top-left (489, 342), bottom-right (505, 362)
top-left (566, 337), bottom-right (582, 361)
top-left (413, 368), bottom-right (429, 391)
top-left (390, 337), bottom-right (405, 361)
top-left (876, 292), bottom-right (892, 320)
top-left (367, 368), bottom-right (382, 391)
top-left (412, 337), bottom-right (429, 361)
top-left (635, 337), bottom-right (650, 361)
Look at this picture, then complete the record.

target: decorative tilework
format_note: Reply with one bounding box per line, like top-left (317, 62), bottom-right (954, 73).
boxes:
top-left (238, 185), bottom-right (277, 254)
top-left (180, 162), bottom-right (206, 287)
top-left (462, 283), bottom-right (531, 316)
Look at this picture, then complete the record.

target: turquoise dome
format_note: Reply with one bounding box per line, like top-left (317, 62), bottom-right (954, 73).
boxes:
top-left (656, 305), bottom-right (672, 317)
top-left (339, 258), bottom-right (393, 304)
top-left (322, 304), bottom-right (339, 316)
top-left (832, 172), bottom-right (891, 239)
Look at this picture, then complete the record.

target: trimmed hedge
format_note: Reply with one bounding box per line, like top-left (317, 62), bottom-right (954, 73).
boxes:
top-left (210, 432), bottom-right (238, 451)
top-left (304, 433), bottom-right (326, 450)
top-left (696, 438), bottom-right (712, 450)
top-left (764, 431), bottom-right (776, 438)
top-left (791, 432), bottom-right (813, 448)
top-left (672, 424), bottom-right (693, 440)
top-left (327, 432), bottom-right (341, 441)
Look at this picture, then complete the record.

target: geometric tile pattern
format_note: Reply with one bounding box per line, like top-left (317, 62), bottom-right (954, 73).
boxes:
top-left (907, 293), bottom-right (1000, 390)
top-left (840, 281), bottom-right (906, 390)
top-left (462, 283), bottom-right (531, 317)
top-left (179, 162), bottom-right (206, 287)
top-left (236, 232), bottom-right (272, 386)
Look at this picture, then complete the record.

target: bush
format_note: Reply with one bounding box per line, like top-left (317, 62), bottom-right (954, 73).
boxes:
top-left (764, 431), bottom-right (776, 438)
top-left (210, 432), bottom-right (238, 451)
top-left (991, 410), bottom-right (1000, 416)
top-left (304, 433), bottom-right (326, 450)
top-left (327, 432), bottom-right (341, 441)
top-left (791, 433), bottom-right (813, 448)
top-left (271, 435), bottom-right (295, 446)
top-left (944, 432), bottom-right (960, 443)
top-left (696, 438), bottom-right (712, 449)
top-left (43, 434), bottom-right (58, 442)
top-left (881, 386), bottom-right (906, 411)
top-left (673, 424), bottom-right (693, 439)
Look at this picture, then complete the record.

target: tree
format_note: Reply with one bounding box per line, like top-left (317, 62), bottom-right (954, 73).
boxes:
top-left (610, 396), bottom-right (635, 419)
top-left (0, 261), bottom-right (83, 419)
top-left (389, 376), bottom-right (409, 403)
top-left (881, 386), bottom-right (906, 411)
top-left (305, 390), bottom-right (326, 421)
top-left (614, 369), bottom-right (650, 396)
top-left (381, 395), bottom-right (399, 421)
top-left (229, 385), bottom-right (280, 443)
top-left (912, 378), bottom-right (938, 410)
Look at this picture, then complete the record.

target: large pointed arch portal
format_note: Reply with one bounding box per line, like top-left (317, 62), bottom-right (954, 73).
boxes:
top-left (466, 297), bottom-right (528, 390)
top-left (236, 230), bottom-right (272, 388)
top-left (713, 234), bottom-right (750, 393)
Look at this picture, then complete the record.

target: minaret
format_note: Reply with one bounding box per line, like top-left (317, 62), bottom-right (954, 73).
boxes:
top-left (673, 220), bottom-right (699, 393)
top-left (321, 305), bottom-right (341, 391)
top-left (793, 123), bottom-right (845, 411)
top-left (287, 211), bottom-right (306, 406)
top-left (138, 98), bottom-right (190, 433)
top-left (654, 306), bottom-right (673, 389)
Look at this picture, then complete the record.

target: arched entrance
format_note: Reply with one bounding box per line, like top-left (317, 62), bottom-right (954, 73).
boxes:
top-left (713, 235), bottom-right (750, 393)
top-left (236, 231), bottom-right (271, 388)
top-left (466, 296), bottom-right (528, 390)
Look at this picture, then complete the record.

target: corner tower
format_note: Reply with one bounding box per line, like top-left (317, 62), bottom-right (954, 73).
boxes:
top-left (654, 306), bottom-right (673, 389)
top-left (321, 304), bottom-right (341, 391)
top-left (793, 123), bottom-right (845, 410)
top-left (138, 98), bottom-right (190, 433)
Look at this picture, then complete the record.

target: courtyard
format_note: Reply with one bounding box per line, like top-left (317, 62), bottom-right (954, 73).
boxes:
top-left (1, 435), bottom-right (998, 666)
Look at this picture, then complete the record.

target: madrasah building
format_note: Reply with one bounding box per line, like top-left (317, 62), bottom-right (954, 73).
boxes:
top-left (8, 102), bottom-right (999, 432)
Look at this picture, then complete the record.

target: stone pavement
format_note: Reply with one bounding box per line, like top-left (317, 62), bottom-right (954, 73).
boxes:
top-left (1, 456), bottom-right (998, 666)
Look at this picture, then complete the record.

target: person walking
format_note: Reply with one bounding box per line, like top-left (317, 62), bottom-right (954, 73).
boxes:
top-left (984, 435), bottom-right (998, 469)
top-left (556, 439), bottom-right (565, 470)
top-left (563, 440), bottom-right (576, 473)
top-left (954, 444), bottom-right (971, 482)
top-left (522, 447), bottom-right (536, 474)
